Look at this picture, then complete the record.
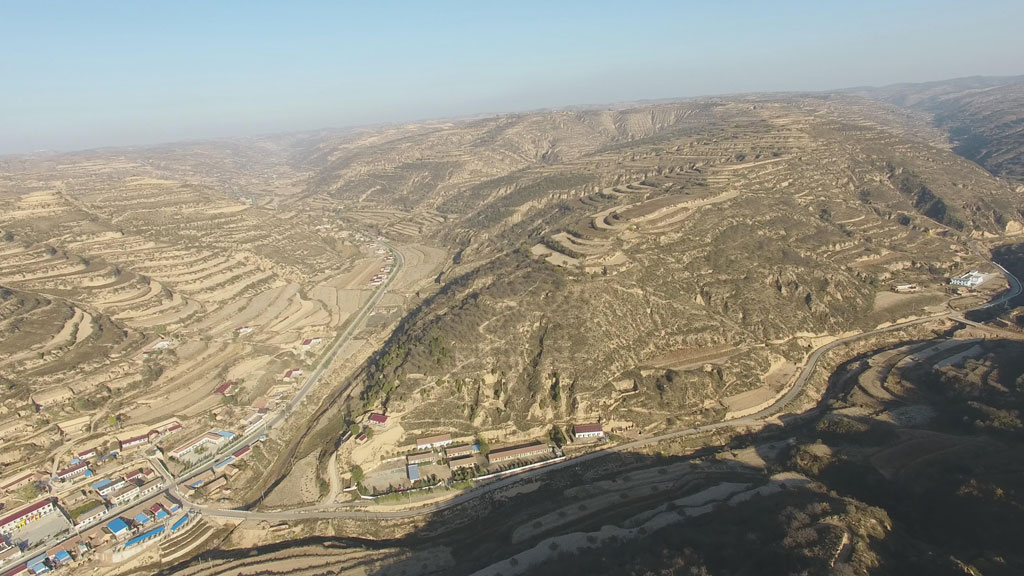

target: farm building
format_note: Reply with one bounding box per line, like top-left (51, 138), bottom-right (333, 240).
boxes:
top-left (406, 451), bottom-right (436, 465)
top-left (445, 444), bottom-right (474, 459)
top-left (368, 412), bottom-right (388, 426)
top-left (487, 442), bottom-right (552, 464)
top-left (572, 423), bottom-right (604, 439)
top-left (448, 455), bottom-right (477, 470)
top-left (415, 434), bottom-right (452, 450)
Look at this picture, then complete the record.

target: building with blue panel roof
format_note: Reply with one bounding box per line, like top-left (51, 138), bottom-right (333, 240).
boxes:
top-left (105, 517), bottom-right (130, 539)
top-left (26, 553), bottom-right (49, 574)
top-left (124, 525), bottom-right (164, 548)
top-left (171, 514), bottom-right (190, 532)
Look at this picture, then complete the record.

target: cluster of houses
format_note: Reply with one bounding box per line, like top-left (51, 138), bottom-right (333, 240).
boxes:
top-left (83, 467), bottom-right (163, 515)
top-left (167, 430), bottom-right (235, 461)
top-left (395, 423), bottom-right (605, 482)
top-left (180, 439), bottom-right (256, 497)
top-left (368, 244), bottom-right (395, 287)
top-left (0, 461), bottom-right (191, 575)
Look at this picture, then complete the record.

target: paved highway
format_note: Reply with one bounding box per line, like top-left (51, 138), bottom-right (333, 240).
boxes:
top-left (187, 259), bottom-right (1021, 522)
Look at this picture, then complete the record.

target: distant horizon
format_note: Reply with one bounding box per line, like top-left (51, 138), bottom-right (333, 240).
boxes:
top-left (3, 1), bottom-right (1024, 155)
top-left (3, 72), bottom-right (1021, 159)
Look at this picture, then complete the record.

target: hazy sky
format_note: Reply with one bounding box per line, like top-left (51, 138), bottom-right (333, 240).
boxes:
top-left (2, 0), bottom-right (1022, 154)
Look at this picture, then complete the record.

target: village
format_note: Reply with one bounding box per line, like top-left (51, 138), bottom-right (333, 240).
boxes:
top-left (347, 413), bottom-right (608, 500)
top-left (0, 232), bottom-right (409, 575)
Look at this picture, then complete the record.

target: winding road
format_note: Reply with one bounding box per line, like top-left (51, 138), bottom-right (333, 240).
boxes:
top-left (185, 258), bottom-right (1021, 522)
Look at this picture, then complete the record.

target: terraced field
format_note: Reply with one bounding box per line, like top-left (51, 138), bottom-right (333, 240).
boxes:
top-left (0, 152), bottom-right (380, 475)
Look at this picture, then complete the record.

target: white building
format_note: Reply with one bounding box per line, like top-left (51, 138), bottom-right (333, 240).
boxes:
top-left (137, 479), bottom-right (164, 499)
top-left (74, 504), bottom-right (108, 528)
top-left (0, 499), bottom-right (57, 536)
top-left (950, 270), bottom-right (986, 288)
top-left (415, 434), bottom-right (452, 450)
top-left (572, 423), bottom-right (605, 439)
top-left (110, 484), bottom-right (141, 506)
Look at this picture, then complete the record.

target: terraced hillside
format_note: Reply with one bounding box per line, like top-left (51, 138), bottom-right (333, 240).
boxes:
top-left (289, 95), bottom-right (1023, 439)
top-left (854, 75), bottom-right (1024, 187)
top-left (0, 152), bottom-right (381, 472)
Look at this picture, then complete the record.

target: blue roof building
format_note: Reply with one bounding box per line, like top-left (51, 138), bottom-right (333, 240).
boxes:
top-left (213, 456), bottom-right (234, 470)
top-left (27, 553), bottom-right (49, 574)
top-left (407, 463), bottom-right (420, 482)
top-left (106, 517), bottom-right (130, 538)
top-left (124, 525), bottom-right (164, 548)
top-left (52, 550), bottom-right (72, 564)
top-left (91, 478), bottom-right (112, 491)
top-left (171, 514), bottom-right (190, 532)
top-left (134, 513), bottom-right (151, 525)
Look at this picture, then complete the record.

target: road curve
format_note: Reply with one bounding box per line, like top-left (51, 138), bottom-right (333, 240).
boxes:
top-left (194, 258), bottom-right (1021, 522)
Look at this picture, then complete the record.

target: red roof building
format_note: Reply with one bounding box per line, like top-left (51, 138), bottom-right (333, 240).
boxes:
top-left (368, 413), bottom-right (388, 425)
top-left (54, 461), bottom-right (89, 482)
top-left (118, 435), bottom-right (149, 451)
top-left (487, 442), bottom-right (552, 464)
top-left (0, 498), bottom-right (56, 536)
top-left (572, 423), bottom-right (604, 438)
top-left (214, 382), bottom-right (238, 396)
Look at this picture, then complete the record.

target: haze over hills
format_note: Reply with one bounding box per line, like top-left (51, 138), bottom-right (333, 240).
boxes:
top-left (0, 75), bottom-right (1023, 576)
